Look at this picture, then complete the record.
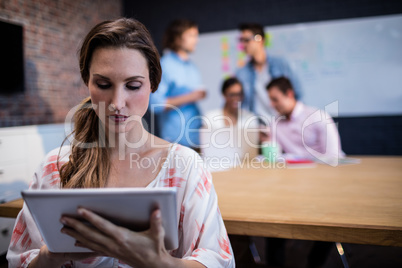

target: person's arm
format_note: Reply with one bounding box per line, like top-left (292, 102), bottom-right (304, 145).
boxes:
top-left (165, 61), bottom-right (206, 109)
top-left (150, 79), bottom-right (206, 113)
top-left (166, 89), bottom-right (206, 108)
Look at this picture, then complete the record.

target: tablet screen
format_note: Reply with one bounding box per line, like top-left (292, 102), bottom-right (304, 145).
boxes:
top-left (22, 188), bottom-right (178, 252)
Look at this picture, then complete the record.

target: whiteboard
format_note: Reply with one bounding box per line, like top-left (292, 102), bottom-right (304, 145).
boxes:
top-left (192, 14), bottom-right (402, 117)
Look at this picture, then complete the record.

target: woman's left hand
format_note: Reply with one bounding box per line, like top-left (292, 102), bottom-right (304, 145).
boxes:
top-left (60, 208), bottom-right (171, 267)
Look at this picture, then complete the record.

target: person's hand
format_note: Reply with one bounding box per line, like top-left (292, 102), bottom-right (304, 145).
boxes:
top-left (190, 89), bottom-right (207, 102)
top-left (60, 208), bottom-right (171, 267)
top-left (166, 89), bottom-right (207, 109)
top-left (259, 125), bottom-right (271, 143)
top-left (29, 244), bottom-right (100, 268)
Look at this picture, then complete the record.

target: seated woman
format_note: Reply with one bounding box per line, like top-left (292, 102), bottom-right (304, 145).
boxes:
top-left (7, 18), bottom-right (234, 268)
top-left (204, 77), bottom-right (257, 129)
top-left (201, 77), bottom-right (259, 170)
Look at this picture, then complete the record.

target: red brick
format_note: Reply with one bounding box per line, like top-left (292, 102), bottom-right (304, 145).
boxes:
top-left (0, 0), bottom-right (122, 127)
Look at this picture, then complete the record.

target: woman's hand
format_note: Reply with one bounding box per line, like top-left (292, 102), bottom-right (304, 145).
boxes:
top-left (259, 125), bottom-right (271, 143)
top-left (60, 208), bottom-right (173, 267)
top-left (28, 244), bottom-right (100, 268)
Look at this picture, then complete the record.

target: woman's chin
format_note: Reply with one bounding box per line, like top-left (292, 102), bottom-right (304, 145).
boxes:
top-left (105, 124), bottom-right (130, 135)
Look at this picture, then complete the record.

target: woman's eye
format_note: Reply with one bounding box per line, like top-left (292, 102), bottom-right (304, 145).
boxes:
top-left (96, 83), bottom-right (110, 89)
top-left (126, 82), bottom-right (141, 90)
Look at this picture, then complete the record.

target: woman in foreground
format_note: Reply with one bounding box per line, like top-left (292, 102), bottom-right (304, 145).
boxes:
top-left (7, 18), bottom-right (234, 268)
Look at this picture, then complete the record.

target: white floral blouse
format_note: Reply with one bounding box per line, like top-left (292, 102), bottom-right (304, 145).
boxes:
top-left (7, 143), bottom-right (234, 268)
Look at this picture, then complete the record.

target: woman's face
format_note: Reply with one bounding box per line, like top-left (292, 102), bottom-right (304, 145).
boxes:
top-left (224, 83), bottom-right (243, 111)
top-left (88, 47), bottom-right (151, 134)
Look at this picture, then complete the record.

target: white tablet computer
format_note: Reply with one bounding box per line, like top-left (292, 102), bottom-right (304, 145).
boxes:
top-left (21, 188), bottom-right (178, 253)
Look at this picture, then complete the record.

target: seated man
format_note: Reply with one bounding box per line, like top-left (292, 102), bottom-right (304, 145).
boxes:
top-left (261, 77), bottom-right (344, 267)
top-left (261, 76), bottom-right (344, 162)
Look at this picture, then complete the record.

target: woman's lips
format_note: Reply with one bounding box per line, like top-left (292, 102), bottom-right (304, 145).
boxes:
top-left (108, 115), bottom-right (129, 123)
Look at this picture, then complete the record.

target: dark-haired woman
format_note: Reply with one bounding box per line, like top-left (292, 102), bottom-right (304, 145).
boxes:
top-left (204, 77), bottom-right (257, 130)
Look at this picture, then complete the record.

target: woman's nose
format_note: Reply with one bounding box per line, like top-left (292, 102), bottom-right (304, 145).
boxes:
top-left (111, 88), bottom-right (126, 112)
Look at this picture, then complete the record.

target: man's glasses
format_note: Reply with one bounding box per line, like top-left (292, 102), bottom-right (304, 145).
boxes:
top-left (238, 34), bottom-right (263, 43)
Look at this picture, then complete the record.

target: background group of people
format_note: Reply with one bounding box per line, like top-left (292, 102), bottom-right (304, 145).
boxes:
top-left (149, 19), bottom-right (344, 162)
top-left (149, 18), bottom-right (345, 268)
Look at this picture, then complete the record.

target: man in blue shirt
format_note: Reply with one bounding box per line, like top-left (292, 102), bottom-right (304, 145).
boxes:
top-left (149, 19), bottom-right (206, 149)
top-left (234, 23), bottom-right (304, 267)
top-left (236, 23), bottom-right (302, 123)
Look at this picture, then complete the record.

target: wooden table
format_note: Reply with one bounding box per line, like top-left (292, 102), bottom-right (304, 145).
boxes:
top-left (212, 156), bottom-right (402, 247)
top-left (0, 198), bottom-right (23, 218)
top-left (1, 156), bottom-right (402, 247)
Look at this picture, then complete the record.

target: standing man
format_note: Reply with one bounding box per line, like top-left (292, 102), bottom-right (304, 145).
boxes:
top-left (236, 23), bottom-right (302, 122)
top-left (149, 19), bottom-right (206, 150)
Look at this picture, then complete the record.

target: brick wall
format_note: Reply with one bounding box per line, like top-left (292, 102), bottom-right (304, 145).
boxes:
top-left (0, 0), bottom-right (122, 127)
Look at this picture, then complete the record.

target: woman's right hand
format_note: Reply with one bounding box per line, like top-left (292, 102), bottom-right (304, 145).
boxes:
top-left (28, 245), bottom-right (100, 268)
